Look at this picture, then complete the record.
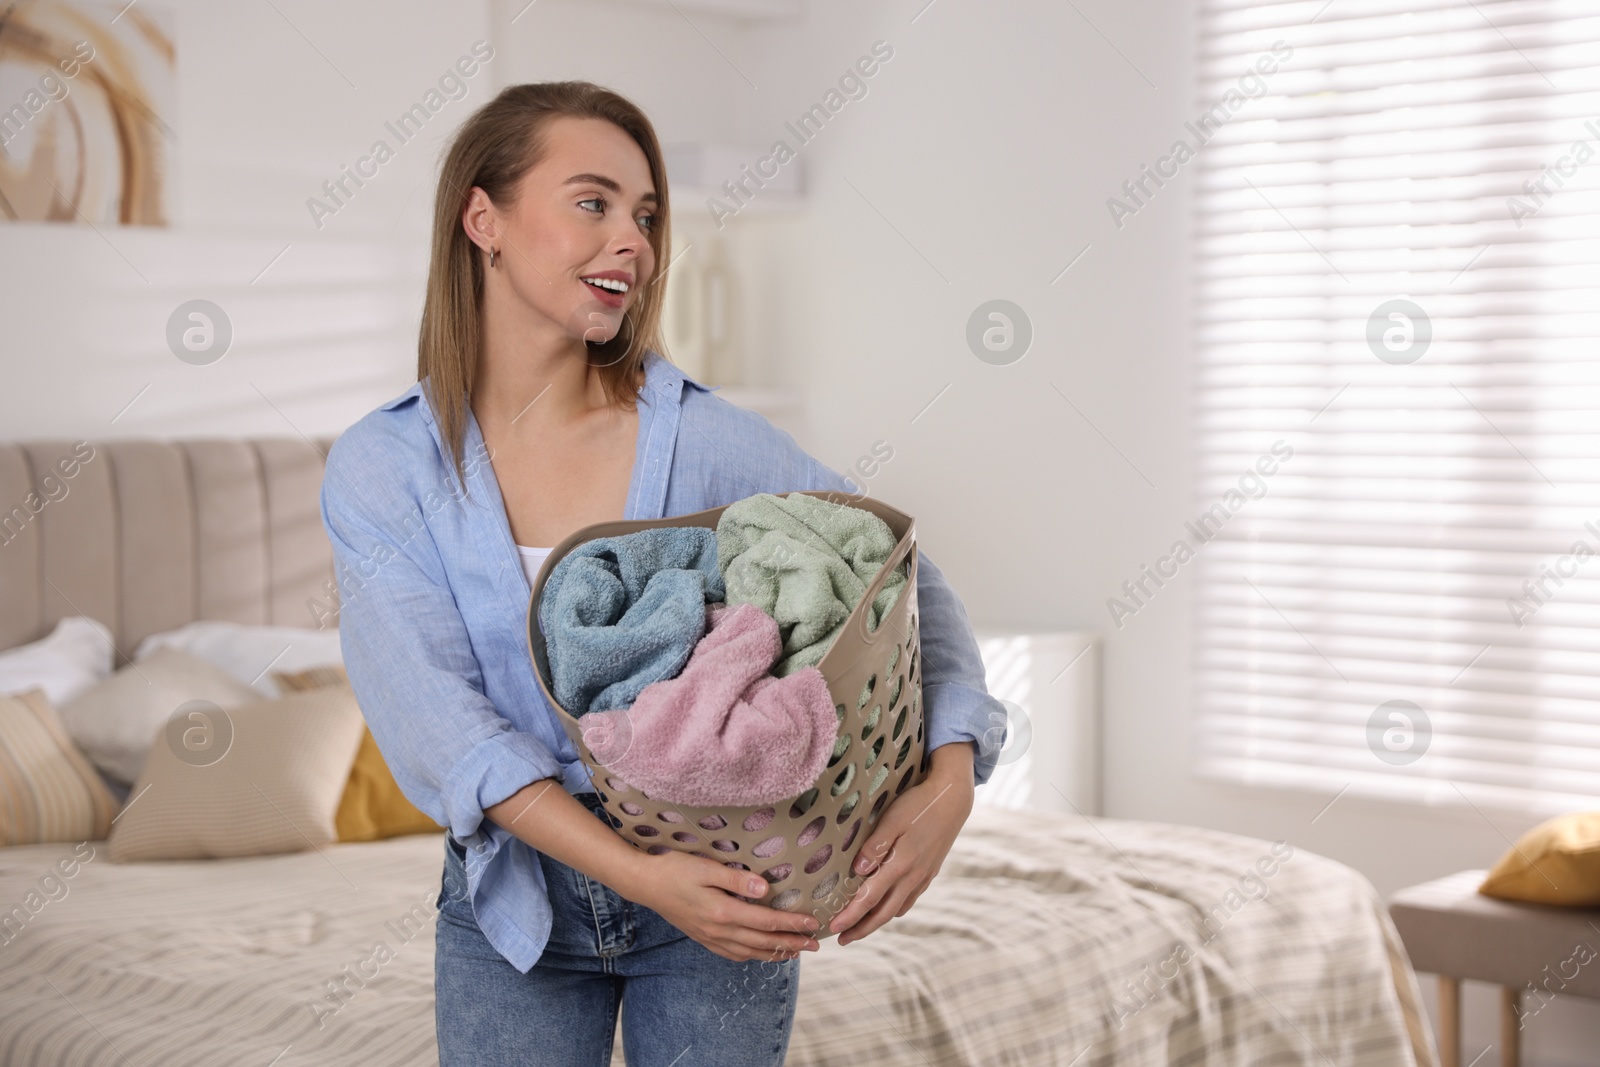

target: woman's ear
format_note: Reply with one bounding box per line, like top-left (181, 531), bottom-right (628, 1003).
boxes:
top-left (461, 186), bottom-right (498, 249)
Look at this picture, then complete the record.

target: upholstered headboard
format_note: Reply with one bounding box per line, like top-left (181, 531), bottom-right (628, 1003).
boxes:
top-left (0, 437), bottom-right (340, 663)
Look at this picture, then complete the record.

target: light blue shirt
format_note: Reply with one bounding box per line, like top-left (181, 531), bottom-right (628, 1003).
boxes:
top-left (319, 349), bottom-right (1008, 973)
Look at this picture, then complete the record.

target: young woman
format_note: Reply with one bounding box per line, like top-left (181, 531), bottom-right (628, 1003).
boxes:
top-left (320, 81), bottom-right (1004, 1066)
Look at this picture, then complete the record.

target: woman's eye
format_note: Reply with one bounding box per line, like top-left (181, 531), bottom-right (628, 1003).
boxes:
top-left (580, 199), bottom-right (654, 232)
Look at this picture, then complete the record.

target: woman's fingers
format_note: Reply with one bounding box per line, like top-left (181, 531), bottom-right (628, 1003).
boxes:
top-left (831, 858), bottom-right (906, 934)
top-left (704, 925), bottom-right (813, 962)
top-left (718, 902), bottom-right (820, 953)
top-left (722, 926), bottom-right (820, 958)
top-left (834, 855), bottom-right (933, 943)
top-left (690, 894), bottom-right (819, 960)
top-left (719, 895), bottom-right (820, 936)
top-left (838, 882), bottom-right (911, 945)
top-left (712, 941), bottom-right (801, 963)
top-left (896, 875), bottom-right (933, 917)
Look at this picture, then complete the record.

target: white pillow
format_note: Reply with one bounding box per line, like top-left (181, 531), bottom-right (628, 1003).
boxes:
top-left (0, 616), bottom-right (114, 705)
top-left (133, 621), bottom-right (343, 698)
top-left (59, 646), bottom-right (264, 785)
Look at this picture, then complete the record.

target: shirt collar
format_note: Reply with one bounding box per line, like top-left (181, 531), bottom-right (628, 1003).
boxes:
top-left (381, 349), bottom-right (714, 420)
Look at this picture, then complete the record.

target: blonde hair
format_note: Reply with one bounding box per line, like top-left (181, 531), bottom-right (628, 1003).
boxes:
top-left (417, 81), bottom-right (673, 496)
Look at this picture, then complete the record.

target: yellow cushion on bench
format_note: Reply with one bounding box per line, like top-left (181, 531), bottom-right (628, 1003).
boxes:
top-left (1479, 812), bottom-right (1600, 906)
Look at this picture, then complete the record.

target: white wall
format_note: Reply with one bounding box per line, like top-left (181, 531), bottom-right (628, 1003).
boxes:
top-left (3, 0), bottom-right (1593, 1059)
top-left (0, 0), bottom-right (493, 440)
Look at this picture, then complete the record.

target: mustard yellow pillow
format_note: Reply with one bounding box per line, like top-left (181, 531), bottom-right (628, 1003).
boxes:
top-left (273, 668), bottom-right (441, 843)
top-left (335, 726), bottom-right (442, 842)
top-left (1479, 812), bottom-right (1600, 906)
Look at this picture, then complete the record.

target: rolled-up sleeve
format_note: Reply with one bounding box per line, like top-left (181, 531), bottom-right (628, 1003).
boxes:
top-left (320, 439), bottom-right (564, 841)
top-left (737, 414), bottom-right (1009, 787)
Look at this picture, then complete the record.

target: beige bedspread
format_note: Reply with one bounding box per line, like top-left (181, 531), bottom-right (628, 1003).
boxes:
top-left (0, 805), bottom-right (1434, 1066)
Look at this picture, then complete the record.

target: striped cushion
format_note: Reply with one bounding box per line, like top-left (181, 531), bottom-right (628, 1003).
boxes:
top-left (0, 688), bottom-right (119, 846)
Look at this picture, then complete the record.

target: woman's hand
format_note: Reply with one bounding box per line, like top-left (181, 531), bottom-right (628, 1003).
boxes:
top-left (625, 850), bottom-right (824, 963)
top-left (829, 742), bottom-right (976, 946)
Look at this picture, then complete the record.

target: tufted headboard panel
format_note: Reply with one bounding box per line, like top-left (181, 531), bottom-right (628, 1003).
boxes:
top-left (0, 436), bottom-right (341, 664)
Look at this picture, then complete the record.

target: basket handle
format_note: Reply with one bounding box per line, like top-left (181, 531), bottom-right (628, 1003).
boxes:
top-left (850, 521), bottom-right (917, 646)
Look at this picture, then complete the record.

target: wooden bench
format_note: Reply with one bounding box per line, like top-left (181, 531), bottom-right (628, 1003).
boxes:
top-left (1388, 870), bottom-right (1600, 1067)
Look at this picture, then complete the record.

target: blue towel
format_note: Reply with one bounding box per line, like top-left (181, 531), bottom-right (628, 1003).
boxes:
top-left (537, 526), bottom-right (726, 715)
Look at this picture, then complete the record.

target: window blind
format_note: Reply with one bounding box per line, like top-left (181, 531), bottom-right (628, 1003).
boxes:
top-left (1191, 0), bottom-right (1600, 815)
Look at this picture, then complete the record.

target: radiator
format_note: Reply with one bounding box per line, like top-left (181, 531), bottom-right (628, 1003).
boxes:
top-left (968, 629), bottom-right (1100, 816)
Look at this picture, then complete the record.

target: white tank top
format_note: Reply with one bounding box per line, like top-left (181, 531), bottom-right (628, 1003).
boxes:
top-left (516, 544), bottom-right (555, 590)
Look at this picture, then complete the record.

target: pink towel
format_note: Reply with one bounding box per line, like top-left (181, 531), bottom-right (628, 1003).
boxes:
top-left (580, 602), bottom-right (839, 806)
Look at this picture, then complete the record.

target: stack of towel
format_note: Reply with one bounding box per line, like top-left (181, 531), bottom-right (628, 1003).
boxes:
top-left (536, 492), bottom-right (904, 806)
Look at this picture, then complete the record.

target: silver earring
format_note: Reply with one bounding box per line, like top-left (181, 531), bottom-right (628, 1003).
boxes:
top-left (488, 247), bottom-right (499, 268)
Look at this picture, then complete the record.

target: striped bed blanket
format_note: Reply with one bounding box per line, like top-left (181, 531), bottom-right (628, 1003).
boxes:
top-left (0, 804), bottom-right (1434, 1066)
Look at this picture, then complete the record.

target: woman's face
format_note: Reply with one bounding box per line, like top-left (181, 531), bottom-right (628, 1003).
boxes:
top-left (468, 115), bottom-right (658, 351)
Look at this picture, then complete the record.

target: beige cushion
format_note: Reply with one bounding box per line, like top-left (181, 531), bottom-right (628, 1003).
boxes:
top-left (58, 645), bottom-right (262, 785)
top-left (107, 685), bottom-right (366, 863)
top-left (0, 688), bottom-right (120, 845)
top-left (1479, 811), bottom-right (1600, 906)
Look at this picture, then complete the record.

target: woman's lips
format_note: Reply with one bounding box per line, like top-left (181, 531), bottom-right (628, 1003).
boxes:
top-left (582, 279), bottom-right (626, 308)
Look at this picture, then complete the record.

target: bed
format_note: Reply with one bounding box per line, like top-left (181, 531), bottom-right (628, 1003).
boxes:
top-left (0, 436), bottom-right (1438, 1066)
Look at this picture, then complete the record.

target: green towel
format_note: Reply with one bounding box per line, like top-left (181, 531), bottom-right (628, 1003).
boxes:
top-left (716, 493), bottom-right (906, 677)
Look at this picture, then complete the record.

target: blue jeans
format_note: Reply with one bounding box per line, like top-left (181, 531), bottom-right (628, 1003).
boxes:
top-left (433, 789), bottom-right (801, 1066)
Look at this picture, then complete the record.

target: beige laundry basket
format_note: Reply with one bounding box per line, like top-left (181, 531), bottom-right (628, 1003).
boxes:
top-left (525, 490), bottom-right (930, 937)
